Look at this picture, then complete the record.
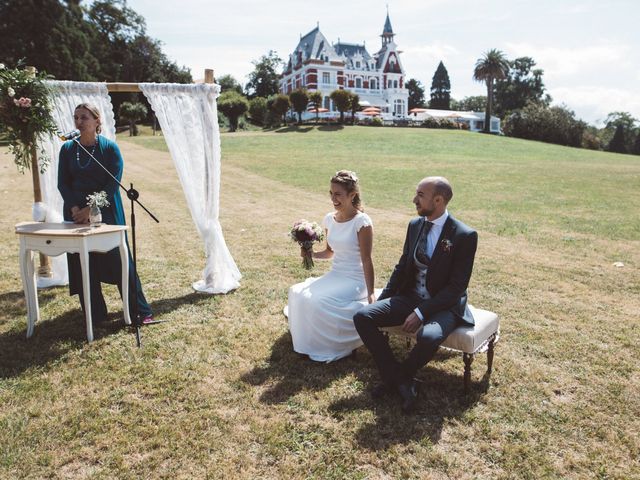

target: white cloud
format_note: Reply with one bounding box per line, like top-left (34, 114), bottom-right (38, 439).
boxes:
top-left (550, 85), bottom-right (640, 126)
top-left (505, 42), bottom-right (632, 79)
top-left (402, 43), bottom-right (460, 61)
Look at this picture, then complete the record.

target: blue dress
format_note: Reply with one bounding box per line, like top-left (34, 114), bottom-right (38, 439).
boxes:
top-left (57, 135), bottom-right (152, 323)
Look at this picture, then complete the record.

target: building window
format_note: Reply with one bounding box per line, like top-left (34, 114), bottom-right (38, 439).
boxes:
top-left (355, 78), bottom-right (362, 88)
top-left (393, 99), bottom-right (405, 116)
top-left (356, 61), bottom-right (361, 68)
top-left (394, 80), bottom-right (398, 88)
top-left (322, 72), bottom-right (330, 84)
top-left (324, 96), bottom-right (331, 110)
top-left (388, 80), bottom-right (392, 88)
top-left (370, 79), bottom-right (377, 89)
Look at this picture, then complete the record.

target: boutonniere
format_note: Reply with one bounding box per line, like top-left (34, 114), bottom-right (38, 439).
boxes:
top-left (441, 239), bottom-right (453, 252)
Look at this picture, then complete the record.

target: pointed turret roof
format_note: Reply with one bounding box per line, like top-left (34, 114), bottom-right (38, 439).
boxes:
top-left (383, 13), bottom-right (394, 35)
top-left (380, 11), bottom-right (395, 46)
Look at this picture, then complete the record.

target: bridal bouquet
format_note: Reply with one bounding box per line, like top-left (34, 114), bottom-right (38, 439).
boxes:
top-left (289, 219), bottom-right (324, 269)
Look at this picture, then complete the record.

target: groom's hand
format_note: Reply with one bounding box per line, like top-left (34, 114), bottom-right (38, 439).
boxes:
top-left (402, 312), bottom-right (422, 333)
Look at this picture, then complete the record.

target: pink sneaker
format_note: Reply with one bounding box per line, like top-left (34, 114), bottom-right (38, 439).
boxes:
top-left (142, 315), bottom-right (155, 325)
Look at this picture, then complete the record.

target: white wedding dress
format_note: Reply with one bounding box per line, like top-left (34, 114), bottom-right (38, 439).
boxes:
top-left (285, 211), bottom-right (373, 362)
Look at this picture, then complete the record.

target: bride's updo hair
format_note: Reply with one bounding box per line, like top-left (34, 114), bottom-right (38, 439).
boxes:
top-left (331, 170), bottom-right (363, 211)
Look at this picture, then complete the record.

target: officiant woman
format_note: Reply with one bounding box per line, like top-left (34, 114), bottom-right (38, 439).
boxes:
top-left (57, 103), bottom-right (154, 326)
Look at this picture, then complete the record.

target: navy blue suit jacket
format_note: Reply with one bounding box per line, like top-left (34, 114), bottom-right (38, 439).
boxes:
top-left (378, 215), bottom-right (478, 325)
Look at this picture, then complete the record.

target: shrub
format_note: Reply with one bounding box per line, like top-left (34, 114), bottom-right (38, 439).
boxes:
top-left (119, 101), bottom-right (148, 136)
top-left (217, 91), bottom-right (249, 132)
top-left (248, 97), bottom-right (268, 126)
top-left (289, 89), bottom-right (309, 123)
top-left (371, 117), bottom-right (383, 127)
top-left (582, 130), bottom-right (602, 150)
top-left (503, 103), bottom-right (586, 147)
top-left (421, 117), bottom-right (457, 129)
top-left (268, 94), bottom-right (290, 126)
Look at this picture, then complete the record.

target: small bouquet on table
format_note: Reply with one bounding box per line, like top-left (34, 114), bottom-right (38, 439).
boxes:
top-left (86, 191), bottom-right (110, 227)
top-left (289, 219), bottom-right (324, 269)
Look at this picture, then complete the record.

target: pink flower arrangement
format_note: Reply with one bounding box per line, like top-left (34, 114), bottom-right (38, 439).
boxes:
top-left (289, 219), bottom-right (324, 269)
top-left (13, 97), bottom-right (32, 108)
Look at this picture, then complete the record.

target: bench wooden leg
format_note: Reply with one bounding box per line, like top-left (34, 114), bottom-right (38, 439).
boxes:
top-left (487, 337), bottom-right (495, 373)
top-left (463, 353), bottom-right (473, 393)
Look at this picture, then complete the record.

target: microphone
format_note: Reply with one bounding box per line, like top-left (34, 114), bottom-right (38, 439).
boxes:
top-left (58, 129), bottom-right (81, 141)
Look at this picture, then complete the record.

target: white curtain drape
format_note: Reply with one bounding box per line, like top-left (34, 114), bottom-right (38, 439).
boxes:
top-left (139, 82), bottom-right (241, 294)
top-left (36, 81), bottom-right (116, 288)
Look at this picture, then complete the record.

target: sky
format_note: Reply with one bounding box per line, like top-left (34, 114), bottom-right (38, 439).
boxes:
top-left (127, 0), bottom-right (640, 126)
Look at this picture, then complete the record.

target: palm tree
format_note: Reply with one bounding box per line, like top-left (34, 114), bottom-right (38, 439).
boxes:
top-left (473, 49), bottom-right (509, 133)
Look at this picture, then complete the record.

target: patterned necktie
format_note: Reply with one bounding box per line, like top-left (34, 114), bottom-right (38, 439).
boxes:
top-left (415, 220), bottom-right (434, 266)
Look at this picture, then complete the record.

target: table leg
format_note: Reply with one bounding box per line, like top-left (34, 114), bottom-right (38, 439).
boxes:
top-left (20, 243), bottom-right (39, 338)
top-left (119, 233), bottom-right (131, 325)
top-left (79, 244), bottom-right (94, 342)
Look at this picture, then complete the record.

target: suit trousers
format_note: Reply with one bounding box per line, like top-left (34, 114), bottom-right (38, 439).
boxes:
top-left (354, 293), bottom-right (460, 385)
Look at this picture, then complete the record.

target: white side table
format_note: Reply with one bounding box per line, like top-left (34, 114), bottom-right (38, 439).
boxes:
top-left (15, 222), bottom-right (131, 342)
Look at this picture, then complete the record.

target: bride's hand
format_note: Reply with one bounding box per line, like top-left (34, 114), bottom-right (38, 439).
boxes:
top-left (300, 246), bottom-right (312, 258)
top-left (367, 293), bottom-right (376, 304)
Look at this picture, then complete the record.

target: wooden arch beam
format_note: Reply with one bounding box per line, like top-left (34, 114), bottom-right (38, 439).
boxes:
top-left (106, 69), bottom-right (215, 92)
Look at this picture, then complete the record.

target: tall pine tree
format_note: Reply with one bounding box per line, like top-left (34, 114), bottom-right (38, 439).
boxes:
top-left (429, 61), bottom-right (451, 110)
top-left (631, 130), bottom-right (640, 155)
top-left (608, 124), bottom-right (627, 153)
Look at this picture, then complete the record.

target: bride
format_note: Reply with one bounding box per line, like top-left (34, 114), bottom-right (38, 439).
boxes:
top-left (285, 170), bottom-right (375, 362)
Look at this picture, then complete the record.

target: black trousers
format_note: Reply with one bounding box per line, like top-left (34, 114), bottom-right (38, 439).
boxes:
top-left (353, 294), bottom-right (460, 385)
top-left (75, 252), bottom-right (152, 324)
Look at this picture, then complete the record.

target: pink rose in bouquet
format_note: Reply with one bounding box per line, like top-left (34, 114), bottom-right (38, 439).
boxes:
top-left (289, 219), bottom-right (324, 269)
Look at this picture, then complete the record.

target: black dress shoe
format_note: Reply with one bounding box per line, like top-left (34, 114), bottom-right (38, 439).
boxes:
top-left (371, 383), bottom-right (393, 400)
top-left (397, 380), bottom-right (419, 413)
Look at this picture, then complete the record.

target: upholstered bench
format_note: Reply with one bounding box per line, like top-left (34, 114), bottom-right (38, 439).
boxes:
top-left (381, 305), bottom-right (499, 393)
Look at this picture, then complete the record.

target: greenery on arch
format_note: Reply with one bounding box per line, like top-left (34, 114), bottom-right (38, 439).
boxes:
top-left (0, 64), bottom-right (58, 173)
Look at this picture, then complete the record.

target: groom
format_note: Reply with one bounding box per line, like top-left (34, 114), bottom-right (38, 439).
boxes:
top-left (354, 176), bottom-right (477, 413)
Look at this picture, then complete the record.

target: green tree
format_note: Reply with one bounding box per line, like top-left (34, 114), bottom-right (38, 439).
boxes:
top-left (119, 101), bottom-right (148, 136)
top-left (0, 0), bottom-right (191, 85)
top-left (248, 97), bottom-right (268, 126)
top-left (309, 91), bottom-right (323, 123)
top-left (217, 74), bottom-right (244, 95)
top-left (217, 91), bottom-right (249, 132)
top-left (405, 79), bottom-right (426, 110)
top-left (632, 130), bottom-right (640, 155)
top-left (602, 112), bottom-right (638, 151)
top-left (454, 95), bottom-right (487, 112)
top-left (246, 50), bottom-right (283, 99)
top-left (268, 94), bottom-right (290, 126)
top-left (429, 61), bottom-right (451, 110)
top-left (608, 124), bottom-right (627, 153)
top-left (349, 93), bottom-right (360, 124)
top-left (473, 49), bottom-right (509, 133)
top-left (330, 89), bottom-right (352, 123)
top-left (289, 88), bottom-right (309, 124)
top-left (503, 103), bottom-right (586, 147)
top-left (494, 57), bottom-right (550, 117)
top-left (0, 0), bottom-right (99, 81)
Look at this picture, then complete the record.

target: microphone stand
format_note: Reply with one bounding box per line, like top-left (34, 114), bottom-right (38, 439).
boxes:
top-left (72, 137), bottom-right (160, 348)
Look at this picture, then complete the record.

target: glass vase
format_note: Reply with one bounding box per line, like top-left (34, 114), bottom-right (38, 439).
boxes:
top-left (89, 205), bottom-right (102, 227)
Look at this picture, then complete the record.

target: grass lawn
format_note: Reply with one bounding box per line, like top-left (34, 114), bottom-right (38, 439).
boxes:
top-left (1, 126), bottom-right (639, 479)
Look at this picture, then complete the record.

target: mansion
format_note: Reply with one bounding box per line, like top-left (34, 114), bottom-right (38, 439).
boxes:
top-left (279, 13), bottom-right (409, 118)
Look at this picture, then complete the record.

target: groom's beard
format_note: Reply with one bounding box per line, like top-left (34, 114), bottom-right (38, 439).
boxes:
top-left (416, 205), bottom-right (434, 217)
